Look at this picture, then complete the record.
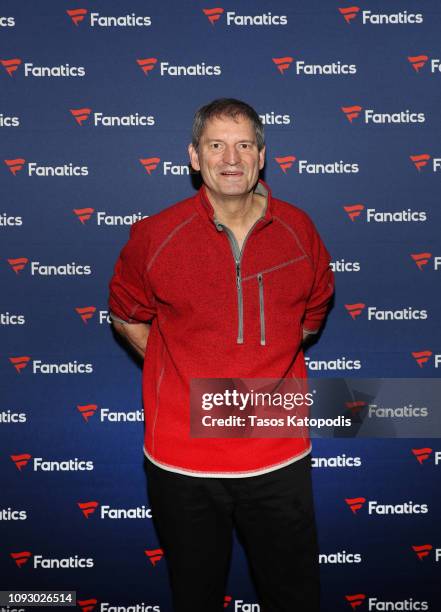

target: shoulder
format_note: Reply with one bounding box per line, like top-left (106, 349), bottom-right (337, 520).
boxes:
top-left (130, 194), bottom-right (197, 238)
top-left (271, 196), bottom-right (319, 242)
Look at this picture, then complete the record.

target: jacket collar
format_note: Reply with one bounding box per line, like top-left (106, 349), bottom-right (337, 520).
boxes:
top-left (196, 179), bottom-right (274, 228)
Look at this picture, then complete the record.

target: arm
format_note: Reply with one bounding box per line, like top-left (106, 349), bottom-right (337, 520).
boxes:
top-left (112, 319), bottom-right (151, 359)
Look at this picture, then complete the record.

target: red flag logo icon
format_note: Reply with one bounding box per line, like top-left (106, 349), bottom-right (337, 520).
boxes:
top-left (345, 497), bottom-right (366, 514)
top-left (345, 594), bottom-right (366, 609)
top-left (78, 501), bottom-right (99, 518)
top-left (412, 448), bottom-right (432, 464)
top-left (412, 544), bottom-right (433, 560)
top-left (343, 204), bottom-right (364, 221)
top-left (66, 8), bottom-right (88, 26)
top-left (10, 551), bottom-right (32, 568)
top-left (338, 7), bottom-right (360, 24)
top-left (137, 58), bottom-right (158, 75)
top-left (275, 156), bottom-right (296, 173)
top-left (140, 157), bottom-right (160, 175)
top-left (341, 105), bottom-right (362, 123)
top-left (346, 401), bottom-right (366, 416)
top-left (5, 158), bottom-right (25, 175)
top-left (1, 58), bottom-right (22, 76)
top-left (145, 548), bottom-right (164, 566)
top-left (345, 303), bottom-right (365, 320)
top-left (410, 253), bottom-right (431, 270)
top-left (10, 453), bottom-right (32, 470)
top-left (73, 208), bottom-right (95, 224)
top-left (410, 154), bottom-right (430, 171)
top-left (272, 57), bottom-right (293, 75)
top-left (224, 595), bottom-right (232, 608)
top-left (412, 350), bottom-right (432, 368)
top-left (76, 306), bottom-right (96, 324)
top-left (203, 8), bottom-right (224, 24)
top-left (77, 599), bottom-right (98, 612)
top-left (9, 356), bottom-right (31, 373)
top-left (408, 55), bottom-right (429, 73)
top-left (77, 404), bottom-right (98, 422)
top-left (70, 108), bottom-right (92, 126)
top-left (8, 257), bottom-right (29, 274)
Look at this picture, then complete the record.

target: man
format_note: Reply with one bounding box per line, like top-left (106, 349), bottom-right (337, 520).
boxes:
top-left (109, 98), bottom-right (334, 611)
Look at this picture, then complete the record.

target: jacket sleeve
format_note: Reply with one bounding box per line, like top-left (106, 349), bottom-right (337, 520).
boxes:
top-left (302, 220), bottom-right (334, 334)
top-left (108, 222), bottom-right (156, 324)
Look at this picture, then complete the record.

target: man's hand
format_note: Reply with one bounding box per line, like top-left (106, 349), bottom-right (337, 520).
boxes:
top-left (112, 320), bottom-right (151, 359)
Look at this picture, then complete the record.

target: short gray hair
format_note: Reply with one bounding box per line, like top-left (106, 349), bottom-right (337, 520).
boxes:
top-left (191, 98), bottom-right (265, 151)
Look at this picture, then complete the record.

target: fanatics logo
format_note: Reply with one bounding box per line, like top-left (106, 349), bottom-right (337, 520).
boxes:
top-left (412, 448), bottom-right (432, 464)
top-left (66, 8), bottom-right (88, 26)
top-left (10, 551), bottom-right (32, 568)
top-left (341, 105), bottom-right (362, 122)
top-left (75, 306), bottom-right (96, 323)
top-left (345, 303), bottom-right (365, 319)
top-left (412, 544), bottom-right (432, 560)
top-left (11, 453), bottom-right (32, 470)
top-left (78, 501), bottom-right (99, 518)
top-left (77, 404), bottom-right (98, 422)
top-left (224, 595), bottom-right (232, 608)
top-left (345, 594), bottom-right (366, 609)
top-left (408, 55), bottom-right (429, 72)
top-left (344, 204), bottom-right (364, 221)
top-left (411, 253), bottom-right (431, 270)
top-left (74, 208), bottom-right (94, 224)
top-left (410, 154), bottom-right (430, 171)
top-left (411, 350), bottom-right (432, 368)
top-left (77, 599), bottom-right (98, 612)
top-left (345, 401), bottom-right (367, 417)
top-left (140, 157), bottom-right (160, 174)
top-left (338, 7), bottom-right (360, 24)
top-left (137, 58), bottom-right (157, 75)
top-left (203, 7), bottom-right (224, 24)
top-left (345, 497), bottom-right (366, 514)
top-left (145, 548), bottom-right (164, 566)
top-left (5, 158), bottom-right (25, 175)
top-left (275, 155), bottom-right (296, 172)
top-left (9, 356), bottom-right (31, 373)
top-left (1, 58), bottom-right (22, 76)
top-left (8, 257), bottom-right (29, 273)
top-left (272, 57), bottom-right (293, 74)
top-left (70, 107), bottom-right (92, 125)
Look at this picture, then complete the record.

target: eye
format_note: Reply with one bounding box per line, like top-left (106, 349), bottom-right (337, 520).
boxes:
top-left (210, 142), bottom-right (222, 150)
top-left (238, 143), bottom-right (251, 149)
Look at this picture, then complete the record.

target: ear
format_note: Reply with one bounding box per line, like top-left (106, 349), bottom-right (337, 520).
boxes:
top-left (258, 145), bottom-right (266, 171)
top-left (188, 143), bottom-right (201, 172)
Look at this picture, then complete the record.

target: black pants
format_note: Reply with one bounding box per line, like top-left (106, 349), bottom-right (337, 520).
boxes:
top-left (145, 455), bottom-right (320, 612)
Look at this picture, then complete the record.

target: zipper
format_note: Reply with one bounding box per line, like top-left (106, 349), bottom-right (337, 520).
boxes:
top-left (216, 219), bottom-right (262, 344)
top-left (257, 273), bottom-right (266, 346)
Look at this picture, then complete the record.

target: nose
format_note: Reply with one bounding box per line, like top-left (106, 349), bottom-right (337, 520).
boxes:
top-left (222, 144), bottom-right (240, 165)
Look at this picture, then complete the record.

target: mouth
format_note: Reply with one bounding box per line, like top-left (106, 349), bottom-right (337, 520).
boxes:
top-left (219, 170), bottom-right (244, 177)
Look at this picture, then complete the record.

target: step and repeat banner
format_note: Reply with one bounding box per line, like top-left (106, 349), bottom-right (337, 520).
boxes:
top-left (1, 1), bottom-right (440, 611)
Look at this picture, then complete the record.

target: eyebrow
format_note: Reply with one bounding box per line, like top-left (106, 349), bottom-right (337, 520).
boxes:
top-left (205, 138), bottom-right (256, 144)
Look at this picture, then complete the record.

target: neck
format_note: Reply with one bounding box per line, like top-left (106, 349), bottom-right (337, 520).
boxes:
top-left (206, 187), bottom-right (262, 228)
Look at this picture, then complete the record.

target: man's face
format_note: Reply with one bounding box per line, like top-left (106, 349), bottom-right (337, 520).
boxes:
top-left (188, 114), bottom-right (265, 201)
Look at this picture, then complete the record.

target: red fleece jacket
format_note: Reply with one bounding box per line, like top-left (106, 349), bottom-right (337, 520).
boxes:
top-left (109, 181), bottom-right (334, 477)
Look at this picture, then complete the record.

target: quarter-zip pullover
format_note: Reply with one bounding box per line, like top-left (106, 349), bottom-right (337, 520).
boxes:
top-left (109, 181), bottom-right (334, 477)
